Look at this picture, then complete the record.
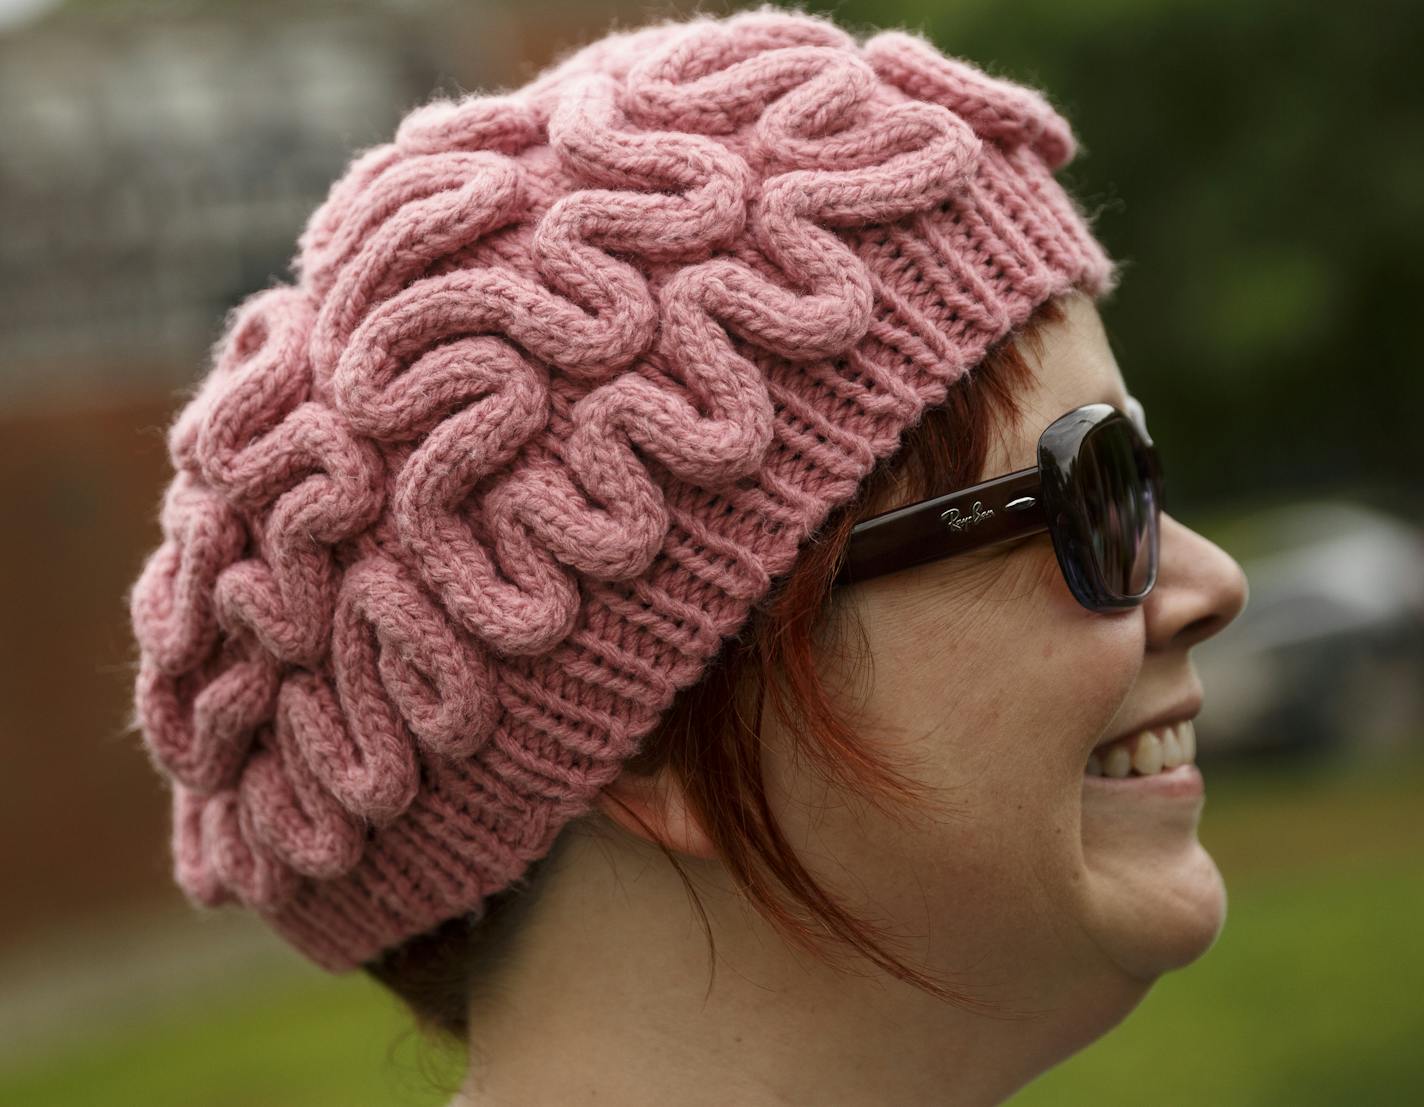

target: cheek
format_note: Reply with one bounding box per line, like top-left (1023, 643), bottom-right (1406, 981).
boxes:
top-left (878, 546), bottom-right (1144, 787)
top-left (1020, 544), bottom-right (1146, 758)
top-left (769, 549), bottom-right (1147, 981)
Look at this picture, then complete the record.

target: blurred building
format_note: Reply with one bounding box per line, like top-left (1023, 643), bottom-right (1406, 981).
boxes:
top-left (0, 0), bottom-right (520, 407)
top-left (0, 0), bottom-right (559, 955)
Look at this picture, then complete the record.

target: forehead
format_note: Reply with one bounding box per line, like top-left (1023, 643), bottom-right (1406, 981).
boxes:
top-left (991, 292), bottom-right (1131, 470)
top-left (1025, 292), bottom-right (1128, 412)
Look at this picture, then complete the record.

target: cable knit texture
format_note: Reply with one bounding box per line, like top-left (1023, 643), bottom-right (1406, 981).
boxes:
top-left (127, 6), bottom-right (1118, 971)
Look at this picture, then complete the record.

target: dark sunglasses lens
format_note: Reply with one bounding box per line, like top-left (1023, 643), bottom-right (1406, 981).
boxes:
top-left (1077, 419), bottom-right (1158, 601)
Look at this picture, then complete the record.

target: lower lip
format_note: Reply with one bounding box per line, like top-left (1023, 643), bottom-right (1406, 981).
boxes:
top-left (1082, 762), bottom-right (1204, 799)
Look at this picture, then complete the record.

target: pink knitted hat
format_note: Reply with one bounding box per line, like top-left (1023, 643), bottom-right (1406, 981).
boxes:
top-left (127, 6), bottom-right (1117, 972)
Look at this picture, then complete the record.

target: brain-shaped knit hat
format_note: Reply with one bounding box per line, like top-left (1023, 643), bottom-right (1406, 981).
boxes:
top-left (127, 6), bottom-right (1118, 972)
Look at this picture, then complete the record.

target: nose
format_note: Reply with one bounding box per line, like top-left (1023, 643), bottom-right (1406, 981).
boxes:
top-left (1143, 512), bottom-right (1249, 652)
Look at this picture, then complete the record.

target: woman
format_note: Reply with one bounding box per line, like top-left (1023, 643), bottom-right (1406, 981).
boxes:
top-left (128, 7), bottom-right (1248, 1105)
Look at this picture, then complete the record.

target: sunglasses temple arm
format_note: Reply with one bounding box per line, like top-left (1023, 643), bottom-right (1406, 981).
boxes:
top-left (834, 467), bottom-right (1049, 586)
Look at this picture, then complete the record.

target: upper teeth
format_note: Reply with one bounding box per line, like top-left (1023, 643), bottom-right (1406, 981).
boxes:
top-left (1086, 721), bottom-right (1196, 777)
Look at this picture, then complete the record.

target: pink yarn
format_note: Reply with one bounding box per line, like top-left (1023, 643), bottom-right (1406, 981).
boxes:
top-left (127, 6), bottom-right (1117, 971)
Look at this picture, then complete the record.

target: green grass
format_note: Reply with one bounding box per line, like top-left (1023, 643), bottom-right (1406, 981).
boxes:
top-left (4, 749), bottom-right (1422, 1107)
top-left (0, 964), bottom-right (466, 1107)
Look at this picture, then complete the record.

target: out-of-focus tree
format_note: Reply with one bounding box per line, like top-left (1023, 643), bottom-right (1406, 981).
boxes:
top-left (820, 0), bottom-right (1423, 516)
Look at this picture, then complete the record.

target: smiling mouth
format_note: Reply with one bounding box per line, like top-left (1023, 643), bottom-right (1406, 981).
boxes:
top-left (1086, 720), bottom-right (1196, 778)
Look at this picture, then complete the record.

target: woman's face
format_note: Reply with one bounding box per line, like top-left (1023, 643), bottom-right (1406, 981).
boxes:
top-left (768, 290), bottom-right (1249, 1020)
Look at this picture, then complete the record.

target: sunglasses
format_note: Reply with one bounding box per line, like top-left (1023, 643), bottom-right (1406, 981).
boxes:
top-left (831, 398), bottom-right (1164, 613)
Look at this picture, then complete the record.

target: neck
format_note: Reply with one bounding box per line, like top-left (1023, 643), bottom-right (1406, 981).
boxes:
top-left (450, 823), bottom-right (1144, 1107)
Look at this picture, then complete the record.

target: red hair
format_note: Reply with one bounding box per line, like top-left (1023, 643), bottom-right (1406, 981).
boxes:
top-left (363, 293), bottom-right (1065, 1052)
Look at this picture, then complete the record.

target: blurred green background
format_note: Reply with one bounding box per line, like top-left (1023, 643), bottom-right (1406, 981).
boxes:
top-left (2, 0), bottom-right (1420, 1104)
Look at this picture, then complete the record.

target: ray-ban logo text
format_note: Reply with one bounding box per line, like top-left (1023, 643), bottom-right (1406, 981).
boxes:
top-left (941, 501), bottom-right (994, 532)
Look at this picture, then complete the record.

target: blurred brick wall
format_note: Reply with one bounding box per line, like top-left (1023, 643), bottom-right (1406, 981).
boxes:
top-left (0, 389), bottom-right (182, 946)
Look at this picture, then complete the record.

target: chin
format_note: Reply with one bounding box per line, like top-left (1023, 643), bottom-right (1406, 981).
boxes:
top-left (1083, 840), bottom-right (1230, 983)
